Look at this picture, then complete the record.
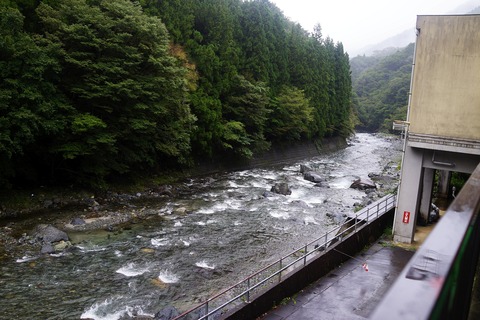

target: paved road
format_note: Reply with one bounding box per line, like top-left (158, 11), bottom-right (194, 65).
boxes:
top-left (259, 241), bottom-right (414, 320)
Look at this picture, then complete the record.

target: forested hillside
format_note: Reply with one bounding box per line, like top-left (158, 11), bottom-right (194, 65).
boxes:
top-left (351, 43), bottom-right (414, 132)
top-left (0, 0), bottom-right (353, 189)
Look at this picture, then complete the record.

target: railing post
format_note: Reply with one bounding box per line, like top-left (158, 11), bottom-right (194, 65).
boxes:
top-left (205, 301), bottom-right (209, 320)
top-left (279, 259), bottom-right (282, 282)
top-left (175, 194), bottom-right (397, 320)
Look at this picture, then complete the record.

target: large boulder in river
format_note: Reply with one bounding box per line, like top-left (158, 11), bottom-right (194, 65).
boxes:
top-left (71, 217), bottom-right (86, 225)
top-left (32, 224), bottom-right (69, 243)
top-left (300, 164), bottom-right (313, 173)
top-left (270, 183), bottom-right (292, 195)
top-left (350, 178), bottom-right (376, 190)
top-left (154, 306), bottom-right (180, 320)
top-left (303, 172), bottom-right (322, 183)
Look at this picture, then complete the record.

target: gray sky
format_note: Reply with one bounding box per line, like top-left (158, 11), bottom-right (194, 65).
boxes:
top-left (270, 0), bottom-right (476, 55)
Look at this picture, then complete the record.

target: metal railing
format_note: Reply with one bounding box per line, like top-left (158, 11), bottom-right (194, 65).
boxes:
top-left (173, 193), bottom-right (397, 320)
top-left (371, 163), bottom-right (480, 320)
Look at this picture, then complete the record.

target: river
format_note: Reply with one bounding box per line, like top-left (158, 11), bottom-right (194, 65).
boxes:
top-left (0, 133), bottom-right (401, 320)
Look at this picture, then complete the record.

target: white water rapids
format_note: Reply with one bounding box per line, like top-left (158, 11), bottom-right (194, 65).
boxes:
top-left (0, 133), bottom-right (401, 320)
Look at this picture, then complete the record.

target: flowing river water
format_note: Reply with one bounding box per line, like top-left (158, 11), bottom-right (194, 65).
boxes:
top-left (0, 133), bottom-right (401, 320)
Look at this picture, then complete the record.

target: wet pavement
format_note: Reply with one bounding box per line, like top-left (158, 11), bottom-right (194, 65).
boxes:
top-left (259, 240), bottom-right (415, 320)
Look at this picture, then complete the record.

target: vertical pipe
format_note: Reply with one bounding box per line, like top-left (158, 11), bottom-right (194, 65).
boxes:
top-left (393, 28), bottom-right (418, 235)
top-left (279, 259), bottom-right (282, 282)
top-left (205, 301), bottom-right (209, 320)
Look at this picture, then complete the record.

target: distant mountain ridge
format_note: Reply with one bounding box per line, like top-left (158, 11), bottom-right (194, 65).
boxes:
top-left (352, 0), bottom-right (480, 57)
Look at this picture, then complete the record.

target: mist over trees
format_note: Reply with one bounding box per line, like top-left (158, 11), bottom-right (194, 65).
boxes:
top-left (0, 0), bottom-right (353, 188)
top-left (351, 43), bottom-right (414, 132)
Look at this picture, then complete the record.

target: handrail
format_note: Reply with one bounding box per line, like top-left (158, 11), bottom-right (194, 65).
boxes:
top-left (371, 163), bottom-right (480, 320)
top-left (173, 193), bottom-right (397, 320)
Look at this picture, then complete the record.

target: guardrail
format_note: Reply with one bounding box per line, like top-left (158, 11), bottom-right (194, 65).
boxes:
top-left (173, 193), bottom-right (397, 320)
top-left (371, 163), bottom-right (480, 320)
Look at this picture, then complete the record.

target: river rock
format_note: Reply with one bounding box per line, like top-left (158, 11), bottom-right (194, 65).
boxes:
top-left (43, 200), bottom-right (54, 209)
top-left (33, 224), bottom-right (69, 243)
top-left (41, 243), bottom-right (55, 254)
top-left (303, 171), bottom-right (322, 183)
top-left (300, 164), bottom-right (313, 173)
top-left (53, 240), bottom-right (71, 251)
top-left (350, 178), bottom-right (376, 190)
top-left (153, 185), bottom-right (174, 197)
top-left (71, 217), bottom-right (86, 225)
top-left (154, 306), bottom-right (180, 320)
top-left (151, 278), bottom-right (167, 288)
top-left (119, 315), bottom-right (155, 320)
top-left (270, 183), bottom-right (291, 195)
top-left (262, 191), bottom-right (275, 198)
top-left (173, 207), bottom-right (188, 215)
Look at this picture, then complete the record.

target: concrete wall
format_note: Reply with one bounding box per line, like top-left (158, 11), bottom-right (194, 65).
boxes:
top-left (409, 15), bottom-right (480, 140)
top-left (224, 209), bottom-right (394, 320)
top-left (189, 136), bottom-right (346, 176)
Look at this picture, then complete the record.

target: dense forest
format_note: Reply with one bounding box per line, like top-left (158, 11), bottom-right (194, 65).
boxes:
top-left (351, 5), bottom-right (480, 133)
top-left (351, 44), bottom-right (414, 132)
top-left (0, 0), bottom-right (354, 189)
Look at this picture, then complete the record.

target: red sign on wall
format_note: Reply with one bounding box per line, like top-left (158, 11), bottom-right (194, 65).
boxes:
top-left (403, 211), bottom-right (411, 223)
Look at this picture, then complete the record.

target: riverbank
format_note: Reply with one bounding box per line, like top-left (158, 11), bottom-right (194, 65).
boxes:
top-left (0, 136), bottom-right (345, 218)
top-left (0, 134), bottom-right (399, 217)
top-left (0, 133), bottom-right (402, 259)
top-left (0, 133), bottom-right (404, 320)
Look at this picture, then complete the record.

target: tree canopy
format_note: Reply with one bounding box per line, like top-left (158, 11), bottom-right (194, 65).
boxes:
top-left (351, 44), bottom-right (414, 132)
top-left (0, 0), bottom-right (353, 188)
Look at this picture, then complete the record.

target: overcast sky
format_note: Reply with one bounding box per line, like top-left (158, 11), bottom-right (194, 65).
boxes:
top-left (270, 0), bottom-right (477, 56)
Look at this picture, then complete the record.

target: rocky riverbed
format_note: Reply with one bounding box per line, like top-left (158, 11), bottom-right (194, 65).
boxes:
top-left (0, 133), bottom-right (403, 320)
top-left (1, 133), bottom-right (402, 261)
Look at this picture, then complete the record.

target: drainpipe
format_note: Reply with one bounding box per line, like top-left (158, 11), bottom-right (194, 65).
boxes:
top-left (392, 27), bottom-right (419, 235)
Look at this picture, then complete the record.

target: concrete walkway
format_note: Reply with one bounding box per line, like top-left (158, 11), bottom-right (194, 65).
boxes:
top-left (259, 240), bottom-right (414, 320)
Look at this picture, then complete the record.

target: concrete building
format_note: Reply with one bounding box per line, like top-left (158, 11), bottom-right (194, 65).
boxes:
top-left (393, 15), bottom-right (480, 243)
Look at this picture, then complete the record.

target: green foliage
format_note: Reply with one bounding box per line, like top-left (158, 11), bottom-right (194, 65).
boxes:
top-left (0, 0), bottom-right (354, 189)
top-left (147, 0), bottom-right (354, 154)
top-left (267, 86), bottom-right (313, 141)
top-left (223, 75), bottom-right (271, 155)
top-left (0, 5), bottom-right (70, 186)
top-left (351, 43), bottom-right (414, 132)
top-left (221, 120), bottom-right (252, 158)
top-left (450, 172), bottom-right (470, 193)
top-left (35, 0), bottom-right (194, 183)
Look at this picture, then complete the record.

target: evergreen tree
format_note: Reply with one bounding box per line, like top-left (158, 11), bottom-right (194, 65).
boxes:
top-left (0, 0), bottom-right (355, 188)
top-left (36, 0), bottom-right (194, 184)
top-left (223, 75), bottom-right (271, 156)
top-left (352, 43), bottom-right (413, 132)
top-left (267, 86), bottom-right (313, 141)
top-left (0, 6), bottom-right (69, 186)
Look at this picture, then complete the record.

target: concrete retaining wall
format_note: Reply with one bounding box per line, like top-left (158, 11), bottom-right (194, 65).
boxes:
top-left (224, 209), bottom-right (394, 320)
top-left (189, 137), bottom-right (347, 176)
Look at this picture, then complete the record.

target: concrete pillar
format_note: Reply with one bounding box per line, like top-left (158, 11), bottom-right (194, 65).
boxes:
top-left (393, 146), bottom-right (424, 243)
top-left (419, 168), bottom-right (435, 225)
top-left (437, 170), bottom-right (451, 198)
